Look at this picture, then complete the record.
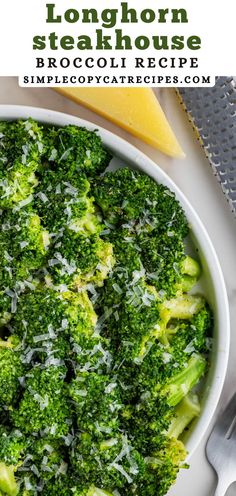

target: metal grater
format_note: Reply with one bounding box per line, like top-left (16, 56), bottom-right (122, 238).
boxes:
top-left (176, 77), bottom-right (236, 216)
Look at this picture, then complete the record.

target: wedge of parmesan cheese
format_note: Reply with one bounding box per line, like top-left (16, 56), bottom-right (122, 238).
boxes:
top-left (55, 88), bottom-right (185, 158)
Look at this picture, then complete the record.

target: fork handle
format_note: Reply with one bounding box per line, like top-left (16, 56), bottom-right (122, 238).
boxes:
top-left (214, 477), bottom-right (230, 496)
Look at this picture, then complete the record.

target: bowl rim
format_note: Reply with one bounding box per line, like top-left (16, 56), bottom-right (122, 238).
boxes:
top-left (0, 104), bottom-right (230, 460)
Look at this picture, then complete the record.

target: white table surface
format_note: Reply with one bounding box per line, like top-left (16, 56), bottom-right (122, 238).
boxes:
top-left (1, 77), bottom-right (236, 496)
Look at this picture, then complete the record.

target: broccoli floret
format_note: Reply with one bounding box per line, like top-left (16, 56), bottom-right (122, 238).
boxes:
top-left (11, 286), bottom-right (112, 372)
top-left (135, 438), bottom-right (187, 496)
top-left (0, 120), bottom-right (44, 167)
top-left (101, 228), bottom-right (200, 300)
top-left (43, 125), bottom-right (112, 179)
top-left (188, 305), bottom-right (213, 351)
top-left (0, 168), bottom-right (37, 210)
top-left (41, 477), bottom-right (106, 496)
top-left (39, 476), bottom-right (75, 496)
top-left (71, 433), bottom-right (145, 491)
top-left (11, 365), bottom-right (71, 438)
top-left (134, 302), bottom-right (211, 396)
top-left (123, 396), bottom-right (174, 457)
top-left (0, 208), bottom-right (49, 288)
top-left (100, 280), bottom-right (205, 365)
top-left (0, 428), bottom-right (29, 496)
top-left (11, 288), bottom-right (97, 361)
top-left (131, 347), bottom-right (206, 414)
top-left (93, 235), bottom-right (143, 321)
top-left (120, 304), bottom-right (208, 454)
top-left (94, 168), bottom-right (188, 237)
top-left (0, 428), bottom-right (28, 467)
top-left (71, 335), bottom-right (112, 374)
top-left (46, 231), bottom-right (114, 289)
top-left (0, 119), bottom-right (44, 209)
top-left (138, 231), bottom-right (201, 298)
top-left (116, 282), bottom-right (162, 362)
top-left (137, 230), bottom-right (186, 297)
top-left (69, 372), bottom-right (121, 436)
top-left (127, 299), bottom-right (210, 408)
top-left (0, 345), bottom-right (25, 407)
top-left (162, 353), bottom-right (207, 407)
top-left (104, 229), bottom-right (143, 275)
top-left (16, 437), bottom-right (68, 487)
top-left (98, 278), bottom-right (162, 364)
top-left (35, 170), bottom-right (99, 234)
top-left (166, 304), bottom-right (213, 356)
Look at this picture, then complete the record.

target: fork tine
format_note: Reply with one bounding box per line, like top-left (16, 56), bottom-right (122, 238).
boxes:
top-left (209, 392), bottom-right (236, 439)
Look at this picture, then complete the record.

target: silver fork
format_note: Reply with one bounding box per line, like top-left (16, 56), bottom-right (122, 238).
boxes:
top-left (206, 392), bottom-right (236, 496)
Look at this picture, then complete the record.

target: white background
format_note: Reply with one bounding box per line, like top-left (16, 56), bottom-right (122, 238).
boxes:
top-left (0, 0), bottom-right (235, 85)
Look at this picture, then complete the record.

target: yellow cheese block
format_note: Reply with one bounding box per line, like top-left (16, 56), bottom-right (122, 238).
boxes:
top-left (55, 88), bottom-right (185, 158)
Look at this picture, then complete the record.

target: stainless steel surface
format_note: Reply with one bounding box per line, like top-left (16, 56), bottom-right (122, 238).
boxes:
top-left (177, 77), bottom-right (236, 216)
top-left (206, 392), bottom-right (236, 495)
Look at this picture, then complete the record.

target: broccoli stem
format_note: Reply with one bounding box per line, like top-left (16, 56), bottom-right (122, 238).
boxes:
top-left (181, 256), bottom-right (201, 278)
top-left (167, 393), bottom-right (201, 439)
top-left (0, 340), bottom-right (14, 350)
top-left (0, 463), bottom-right (18, 496)
top-left (139, 294), bottom-right (207, 355)
top-left (163, 354), bottom-right (207, 407)
top-left (180, 275), bottom-right (198, 293)
top-left (161, 295), bottom-right (205, 323)
top-left (87, 487), bottom-right (113, 496)
top-left (180, 257), bottom-right (201, 293)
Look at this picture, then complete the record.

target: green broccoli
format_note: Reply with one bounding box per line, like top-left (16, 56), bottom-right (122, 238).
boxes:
top-left (0, 344), bottom-right (25, 407)
top-left (46, 231), bottom-right (114, 289)
top-left (0, 427), bottom-right (29, 496)
top-left (71, 335), bottom-right (112, 374)
top-left (0, 119), bottom-right (44, 167)
top-left (93, 167), bottom-right (189, 237)
top-left (135, 438), bottom-right (187, 496)
top-left (161, 353), bottom-right (207, 407)
top-left (39, 475), bottom-right (77, 496)
top-left (166, 304), bottom-right (213, 355)
top-left (134, 301), bottom-right (211, 394)
top-left (11, 287), bottom-right (97, 359)
top-left (97, 277), bottom-right (163, 364)
top-left (121, 333), bottom-right (207, 455)
top-left (11, 365), bottom-right (71, 438)
top-left (0, 121), bottom-right (213, 496)
top-left (0, 427), bottom-right (28, 467)
top-left (17, 438), bottom-right (67, 486)
top-left (160, 294), bottom-right (206, 328)
top-left (71, 432), bottom-right (145, 491)
top-left (0, 292), bottom-right (12, 326)
top-left (42, 125), bottom-right (112, 179)
top-left (69, 372), bottom-right (121, 436)
top-left (0, 119), bottom-right (44, 209)
top-left (0, 208), bottom-right (49, 288)
top-left (103, 229), bottom-right (143, 276)
top-left (138, 231), bottom-right (201, 298)
top-left (41, 478), bottom-right (112, 496)
top-left (167, 393), bottom-right (201, 439)
top-left (98, 274), bottom-right (206, 364)
top-left (34, 170), bottom-right (99, 234)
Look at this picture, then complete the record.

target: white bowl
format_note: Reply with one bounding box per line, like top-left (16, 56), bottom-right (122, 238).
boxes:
top-left (0, 105), bottom-right (230, 460)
